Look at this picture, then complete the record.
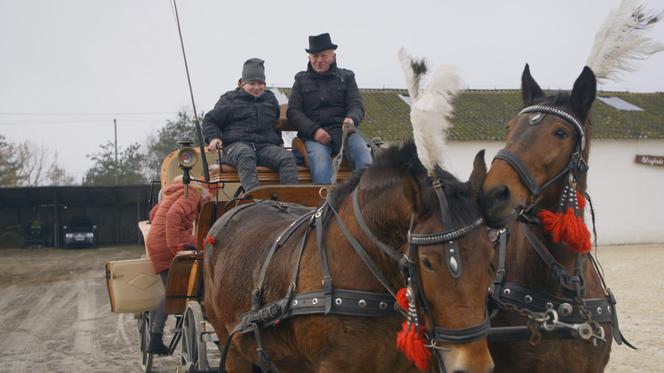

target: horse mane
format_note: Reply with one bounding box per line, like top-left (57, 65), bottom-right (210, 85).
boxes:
top-left (328, 139), bottom-right (478, 225)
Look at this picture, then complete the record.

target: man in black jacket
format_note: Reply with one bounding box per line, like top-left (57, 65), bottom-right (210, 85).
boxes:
top-left (203, 58), bottom-right (298, 191)
top-left (287, 33), bottom-right (372, 184)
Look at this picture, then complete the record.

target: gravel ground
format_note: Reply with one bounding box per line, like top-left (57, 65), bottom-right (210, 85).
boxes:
top-left (0, 244), bottom-right (661, 372)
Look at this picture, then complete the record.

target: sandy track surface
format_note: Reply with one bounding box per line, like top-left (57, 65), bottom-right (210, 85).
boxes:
top-left (0, 244), bottom-right (662, 372)
top-left (0, 246), bottom-right (181, 373)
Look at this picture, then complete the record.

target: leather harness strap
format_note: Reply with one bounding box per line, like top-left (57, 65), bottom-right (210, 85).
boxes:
top-left (489, 227), bottom-right (634, 347)
top-left (497, 281), bottom-right (613, 323)
top-left (329, 203), bottom-right (399, 298)
top-left (519, 105), bottom-right (586, 150)
top-left (433, 311), bottom-right (492, 344)
top-left (494, 149), bottom-right (540, 196)
top-left (494, 149), bottom-right (572, 198)
top-left (315, 206), bottom-right (334, 314)
top-left (256, 210), bottom-right (316, 295)
top-left (521, 223), bottom-right (584, 296)
top-left (219, 182), bottom-right (490, 372)
top-left (351, 188), bottom-right (404, 262)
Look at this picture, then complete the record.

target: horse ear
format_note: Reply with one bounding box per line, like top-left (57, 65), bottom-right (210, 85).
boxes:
top-left (402, 173), bottom-right (422, 215)
top-left (468, 150), bottom-right (487, 199)
top-left (570, 66), bottom-right (597, 122)
top-left (521, 63), bottom-right (544, 106)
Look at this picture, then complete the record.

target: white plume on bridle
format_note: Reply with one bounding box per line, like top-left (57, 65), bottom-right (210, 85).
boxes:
top-left (586, 0), bottom-right (664, 83)
top-left (398, 48), bottom-right (461, 175)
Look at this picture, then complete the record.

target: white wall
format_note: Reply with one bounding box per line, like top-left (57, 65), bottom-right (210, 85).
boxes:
top-left (443, 140), bottom-right (664, 245)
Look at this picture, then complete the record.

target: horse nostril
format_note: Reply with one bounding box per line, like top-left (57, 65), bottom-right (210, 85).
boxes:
top-left (452, 370), bottom-right (467, 373)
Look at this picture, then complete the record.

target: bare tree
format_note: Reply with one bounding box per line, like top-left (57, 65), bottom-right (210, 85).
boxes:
top-left (46, 153), bottom-right (75, 186)
top-left (0, 135), bottom-right (19, 186)
top-left (14, 141), bottom-right (48, 186)
top-left (0, 135), bottom-right (75, 187)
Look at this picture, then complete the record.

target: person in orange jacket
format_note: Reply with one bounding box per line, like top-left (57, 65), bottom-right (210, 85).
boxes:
top-left (146, 177), bottom-right (208, 355)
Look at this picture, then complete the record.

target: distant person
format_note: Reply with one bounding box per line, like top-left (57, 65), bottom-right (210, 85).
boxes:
top-left (203, 58), bottom-right (298, 192)
top-left (145, 177), bottom-right (208, 355)
top-left (287, 33), bottom-right (372, 184)
top-left (30, 219), bottom-right (42, 238)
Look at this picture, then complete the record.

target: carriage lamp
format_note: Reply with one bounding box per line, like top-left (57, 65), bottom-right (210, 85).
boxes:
top-left (178, 148), bottom-right (197, 169)
top-left (177, 137), bottom-right (198, 196)
top-left (177, 137), bottom-right (197, 169)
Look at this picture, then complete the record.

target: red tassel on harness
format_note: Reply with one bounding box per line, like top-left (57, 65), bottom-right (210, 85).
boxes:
top-left (206, 236), bottom-right (216, 245)
top-left (395, 286), bottom-right (432, 371)
top-left (577, 191), bottom-right (585, 210)
top-left (537, 187), bottom-right (591, 253)
top-left (396, 321), bottom-right (432, 371)
top-left (396, 287), bottom-right (408, 310)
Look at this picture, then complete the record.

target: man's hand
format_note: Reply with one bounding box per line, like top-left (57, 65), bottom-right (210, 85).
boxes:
top-left (207, 138), bottom-right (223, 152)
top-left (314, 128), bottom-right (331, 144)
top-left (342, 117), bottom-right (355, 134)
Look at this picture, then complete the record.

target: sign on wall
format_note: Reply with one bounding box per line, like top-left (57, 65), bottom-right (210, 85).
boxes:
top-left (635, 154), bottom-right (664, 167)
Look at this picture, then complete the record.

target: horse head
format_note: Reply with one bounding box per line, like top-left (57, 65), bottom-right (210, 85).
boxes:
top-left (479, 64), bottom-right (596, 228)
top-left (345, 140), bottom-right (494, 373)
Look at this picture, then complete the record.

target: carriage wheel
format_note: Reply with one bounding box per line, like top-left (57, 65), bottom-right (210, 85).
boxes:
top-left (138, 311), bottom-right (154, 373)
top-left (180, 301), bottom-right (209, 371)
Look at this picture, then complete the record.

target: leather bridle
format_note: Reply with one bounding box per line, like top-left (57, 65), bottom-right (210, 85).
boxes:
top-left (493, 105), bottom-right (588, 201)
top-left (485, 105), bottom-right (633, 348)
top-left (351, 179), bottom-right (490, 347)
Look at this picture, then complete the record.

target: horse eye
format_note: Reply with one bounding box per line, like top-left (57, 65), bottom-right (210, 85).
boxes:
top-left (554, 128), bottom-right (569, 139)
top-left (421, 257), bottom-right (434, 271)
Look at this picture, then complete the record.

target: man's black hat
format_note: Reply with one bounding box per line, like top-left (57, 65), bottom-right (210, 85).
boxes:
top-left (305, 33), bottom-right (338, 54)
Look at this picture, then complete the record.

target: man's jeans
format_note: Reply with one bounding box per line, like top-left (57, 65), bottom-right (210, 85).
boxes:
top-left (223, 142), bottom-right (299, 191)
top-left (305, 133), bottom-right (373, 184)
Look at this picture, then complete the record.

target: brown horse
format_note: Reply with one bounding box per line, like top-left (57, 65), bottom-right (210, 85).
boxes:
top-left (479, 65), bottom-right (627, 372)
top-left (203, 140), bottom-right (496, 373)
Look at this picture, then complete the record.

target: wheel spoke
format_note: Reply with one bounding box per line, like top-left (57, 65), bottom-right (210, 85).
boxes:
top-left (138, 312), bottom-right (154, 372)
top-left (181, 307), bottom-right (198, 368)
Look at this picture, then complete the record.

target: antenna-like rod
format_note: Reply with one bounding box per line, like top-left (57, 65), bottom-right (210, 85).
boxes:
top-left (172, 0), bottom-right (209, 182)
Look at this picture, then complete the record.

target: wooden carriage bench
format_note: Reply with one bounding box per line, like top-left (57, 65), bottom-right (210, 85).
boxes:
top-left (160, 104), bottom-right (352, 189)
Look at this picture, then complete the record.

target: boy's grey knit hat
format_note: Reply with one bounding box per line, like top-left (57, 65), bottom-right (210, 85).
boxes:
top-left (241, 58), bottom-right (266, 83)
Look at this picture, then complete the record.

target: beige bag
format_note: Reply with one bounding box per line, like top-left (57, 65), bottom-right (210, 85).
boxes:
top-left (105, 220), bottom-right (164, 313)
top-left (105, 258), bottom-right (164, 313)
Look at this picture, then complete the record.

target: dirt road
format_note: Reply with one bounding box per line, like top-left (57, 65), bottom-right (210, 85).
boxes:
top-left (0, 244), bottom-right (662, 372)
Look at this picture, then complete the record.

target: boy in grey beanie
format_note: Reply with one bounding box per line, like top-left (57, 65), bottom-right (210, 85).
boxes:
top-left (202, 58), bottom-right (298, 192)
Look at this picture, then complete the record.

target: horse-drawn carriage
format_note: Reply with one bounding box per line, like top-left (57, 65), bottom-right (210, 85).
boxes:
top-left (105, 62), bottom-right (632, 372)
top-left (103, 2), bottom-right (664, 366)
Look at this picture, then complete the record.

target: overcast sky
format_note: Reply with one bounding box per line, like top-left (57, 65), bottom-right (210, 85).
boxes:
top-left (1, 0), bottom-right (663, 182)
